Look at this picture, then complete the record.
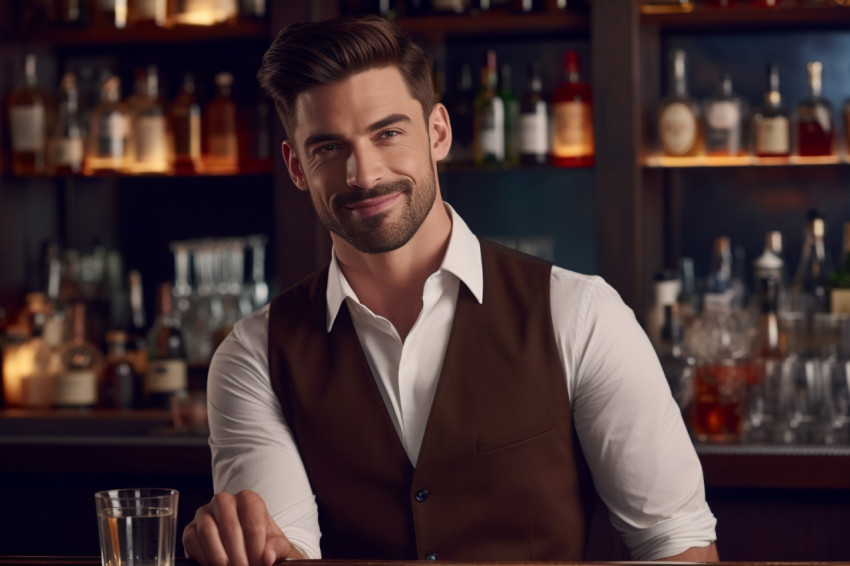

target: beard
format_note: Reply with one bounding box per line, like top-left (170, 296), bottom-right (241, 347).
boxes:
top-left (311, 166), bottom-right (437, 254)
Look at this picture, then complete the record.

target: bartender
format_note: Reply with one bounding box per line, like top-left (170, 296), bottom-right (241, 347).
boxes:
top-left (182, 15), bottom-right (718, 566)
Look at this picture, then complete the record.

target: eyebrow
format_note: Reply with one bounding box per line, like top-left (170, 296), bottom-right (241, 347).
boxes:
top-left (302, 113), bottom-right (412, 151)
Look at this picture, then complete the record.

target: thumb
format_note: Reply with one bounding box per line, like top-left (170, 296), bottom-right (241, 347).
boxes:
top-left (263, 521), bottom-right (304, 564)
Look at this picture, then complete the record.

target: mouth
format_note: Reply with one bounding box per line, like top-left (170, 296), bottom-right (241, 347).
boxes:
top-left (339, 191), bottom-right (404, 217)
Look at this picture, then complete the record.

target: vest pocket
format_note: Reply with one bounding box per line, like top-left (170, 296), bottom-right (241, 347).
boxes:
top-left (476, 416), bottom-right (556, 454)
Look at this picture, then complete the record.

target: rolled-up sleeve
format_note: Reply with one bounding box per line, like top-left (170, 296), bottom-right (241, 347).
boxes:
top-left (551, 268), bottom-right (717, 560)
top-left (207, 305), bottom-right (322, 558)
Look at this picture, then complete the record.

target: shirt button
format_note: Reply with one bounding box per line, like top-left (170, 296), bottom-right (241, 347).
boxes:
top-left (414, 489), bottom-right (429, 503)
top-left (425, 553), bottom-right (437, 560)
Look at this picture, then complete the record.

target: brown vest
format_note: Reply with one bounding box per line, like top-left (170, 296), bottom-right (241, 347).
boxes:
top-left (268, 240), bottom-right (595, 561)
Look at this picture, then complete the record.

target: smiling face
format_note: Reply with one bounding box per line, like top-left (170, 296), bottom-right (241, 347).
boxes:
top-left (281, 65), bottom-right (450, 255)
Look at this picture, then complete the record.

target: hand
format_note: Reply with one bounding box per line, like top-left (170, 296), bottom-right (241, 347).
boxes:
top-left (182, 490), bottom-right (305, 566)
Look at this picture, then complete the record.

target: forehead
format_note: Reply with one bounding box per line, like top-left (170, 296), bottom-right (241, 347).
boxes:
top-left (291, 66), bottom-right (421, 142)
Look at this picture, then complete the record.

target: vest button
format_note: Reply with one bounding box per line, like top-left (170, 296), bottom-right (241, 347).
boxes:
top-left (425, 553), bottom-right (437, 560)
top-left (414, 489), bottom-right (429, 502)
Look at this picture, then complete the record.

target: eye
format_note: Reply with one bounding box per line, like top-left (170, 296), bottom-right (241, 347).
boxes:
top-left (378, 129), bottom-right (401, 140)
top-left (314, 143), bottom-right (340, 155)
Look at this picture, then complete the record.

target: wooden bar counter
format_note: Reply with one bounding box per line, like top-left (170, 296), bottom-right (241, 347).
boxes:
top-left (1, 410), bottom-right (848, 562)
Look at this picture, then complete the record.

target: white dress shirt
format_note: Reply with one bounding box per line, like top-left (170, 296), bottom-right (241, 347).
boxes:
top-left (207, 205), bottom-right (717, 561)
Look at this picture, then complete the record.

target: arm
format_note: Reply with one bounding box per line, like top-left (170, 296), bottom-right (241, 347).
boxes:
top-left (183, 306), bottom-right (321, 565)
top-left (550, 270), bottom-right (718, 562)
top-left (660, 542), bottom-right (719, 562)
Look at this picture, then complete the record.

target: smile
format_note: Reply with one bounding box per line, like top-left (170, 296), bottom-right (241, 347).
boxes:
top-left (342, 192), bottom-right (402, 217)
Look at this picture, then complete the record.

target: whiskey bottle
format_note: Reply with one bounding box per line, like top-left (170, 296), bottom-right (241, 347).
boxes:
top-left (49, 72), bottom-right (85, 175)
top-left (657, 303), bottom-right (695, 414)
top-left (442, 63), bottom-right (475, 164)
top-left (54, 302), bottom-right (103, 409)
top-left (703, 73), bottom-right (745, 157)
top-left (753, 63), bottom-right (790, 159)
top-left (85, 76), bottom-right (131, 174)
top-left (144, 282), bottom-right (188, 407)
top-left (7, 54), bottom-right (49, 176)
top-left (170, 74), bottom-right (202, 175)
top-left (499, 63), bottom-right (520, 168)
top-left (92, 0), bottom-right (128, 28)
top-left (100, 330), bottom-right (139, 410)
top-left (473, 50), bottom-right (505, 167)
top-left (550, 50), bottom-right (594, 167)
top-left (796, 61), bottom-right (835, 158)
top-left (658, 49), bottom-right (702, 158)
top-left (128, 0), bottom-right (168, 27)
top-left (204, 72), bottom-right (239, 174)
top-left (127, 269), bottom-right (149, 377)
top-left (518, 61), bottom-right (549, 166)
top-left (130, 65), bottom-right (170, 174)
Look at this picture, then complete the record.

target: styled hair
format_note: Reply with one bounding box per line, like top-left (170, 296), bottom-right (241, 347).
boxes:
top-left (257, 15), bottom-right (434, 140)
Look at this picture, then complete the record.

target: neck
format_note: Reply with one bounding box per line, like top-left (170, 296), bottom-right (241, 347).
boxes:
top-left (333, 200), bottom-right (453, 340)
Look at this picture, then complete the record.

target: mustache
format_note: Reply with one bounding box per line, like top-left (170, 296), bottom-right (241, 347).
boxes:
top-left (334, 180), bottom-right (412, 208)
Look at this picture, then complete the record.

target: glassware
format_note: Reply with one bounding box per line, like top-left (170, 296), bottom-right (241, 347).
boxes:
top-left (796, 61), bottom-right (835, 158)
top-left (791, 208), bottom-right (832, 320)
top-left (7, 54), bottom-right (49, 175)
top-left (658, 49), bottom-right (702, 158)
top-left (658, 303), bottom-right (695, 414)
top-left (518, 61), bottom-right (549, 167)
top-left (130, 65), bottom-right (170, 174)
top-left (780, 312), bottom-right (825, 444)
top-left (550, 50), bottom-right (594, 167)
top-left (830, 221), bottom-right (850, 314)
top-left (145, 282), bottom-right (188, 407)
top-left (100, 330), bottom-right (140, 409)
top-left (85, 76), bottom-right (131, 174)
top-left (54, 302), bottom-right (103, 408)
top-left (753, 63), bottom-right (790, 159)
top-left (817, 313), bottom-right (850, 444)
top-left (499, 63), bottom-right (520, 168)
top-left (49, 72), bottom-right (85, 175)
top-left (473, 50), bottom-right (505, 167)
top-left (746, 277), bottom-right (786, 443)
top-left (703, 73), bottom-right (745, 158)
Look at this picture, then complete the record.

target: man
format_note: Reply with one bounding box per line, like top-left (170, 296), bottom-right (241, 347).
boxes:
top-left (182, 15), bottom-right (718, 566)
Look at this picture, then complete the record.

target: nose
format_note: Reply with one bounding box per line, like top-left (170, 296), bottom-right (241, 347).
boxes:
top-left (345, 142), bottom-right (384, 189)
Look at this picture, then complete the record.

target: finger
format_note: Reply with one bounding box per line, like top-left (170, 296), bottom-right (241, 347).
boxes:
top-left (182, 521), bottom-right (210, 566)
top-left (191, 504), bottom-right (231, 566)
top-left (235, 491), bottom-right (271, 566)
top-left (211, 493), bottom-right (250, 566)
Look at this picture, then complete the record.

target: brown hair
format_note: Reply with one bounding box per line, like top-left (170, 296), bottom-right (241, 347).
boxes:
top-left (257, 15), bottom-right (434, 140)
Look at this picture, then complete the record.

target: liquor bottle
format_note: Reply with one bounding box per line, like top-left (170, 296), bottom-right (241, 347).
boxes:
top-left (796, 61), bottom-right (835, 158)
top-left (49, 72), bottom-right (85, 175)
top-left (431, 0), bottom-right (469, 12)
top-left (658, 49), bottom-right (702, 158)
top-left (747, 276), bottom-right (785, 443)
top-left (753, 63), bottom-right (790, 159)
top-left (646, 270), bottom-right (681, 352)
top-left (550, 50), bottom-right (594, 167)
top-left (170, 74), bottom-right (202, 174)
top-left (7, 54), bottom-right (49, 176)
top-left (100, 330), bottom-right (139, 409)
top-left (56, 0), bottom-right (90, 27)
top-left (512, 0), bottom-right (543, 11)
top-left (240, 90), bottom-right (273, 174)
top-left (204, 72), bottom-right (239, 175)
top-left (130, 65), bottom-right (169, 174)
top-left (240, 0), bottom-right (267, 19)
top-left (85, 76), bottom-right (131, 174)
top-left (473, 50), bottom-right (505, 167)
top-left (749, 0), bottom-right (779, 6)
top-left (127, 269), bottom-right (149, 377)
top-left (754, 230), bottom-right (789, 313)
top-left (640, 0), bottom-right (694, 14)
top-left (703, 73), bottom-right (745, 158)
top-left (145, 282), bottom-right (188, 407)
top-left (518, 61), bottom-right (548, 166)
top-left (128, 0), bottom-right (168, 27)
top-left (54, 302), bottom-right (103, 409)
top-left (92, 0), bottom-right (128, 28)
top-left (499, 63), bottom-right (520, 168)
top-left (791, 208), bottom-right (833, 317)
top-left (442, 63), bottom-right (475, 164)
top-left (830, 222), bottom-right (850, 314)
top-left (706, 235), bottom-right (733, 299)
top-left (657, 303), bottom-right (695, 414)
top-left (705, 0), bottom-right (735, 6)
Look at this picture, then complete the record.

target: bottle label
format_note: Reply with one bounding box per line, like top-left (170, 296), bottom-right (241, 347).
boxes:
top-left (755, 116), bottom-right (790, 155)
top-left (518, 108), bottom-right (549, 155)
top-left (551, 101), bottom-right (593, 158)
top-left (53, 138), bottom-right (84, 167)
top-left (480, 98), bottom-right (505, 160)
top-left (831, 289), bottom-right (850, 314)
top-left (135, 115), bottom-right (168, 164)
top-left (98, 112), bottom-right (128, 158)
top-left (10, 105), bottom-right (46, 151)
top-left (706, 100), bottom-right (740, 130)
top-left (659, 102), bottom-right (697, 156)
top-left (210, 134), bottom-right (238, 158)
top-left (145, 359), bottom-right (188, 393)
top-left (54, 370), bottom-right (97, 406)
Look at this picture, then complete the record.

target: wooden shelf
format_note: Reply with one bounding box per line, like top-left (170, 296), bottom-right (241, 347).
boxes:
top-left (5, 20), bottom-right (268, 46)
top-left (396, 9), bottom-right (589, 42)
top-left (642, 3), bottom-right (850, 32)
top-left (643, 154), bottom-right (849, 168)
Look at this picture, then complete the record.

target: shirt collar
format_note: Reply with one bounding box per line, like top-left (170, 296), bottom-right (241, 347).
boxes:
top-left (325, 203), bottom-right (483, 332)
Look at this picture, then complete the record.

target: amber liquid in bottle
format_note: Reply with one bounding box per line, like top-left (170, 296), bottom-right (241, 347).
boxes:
top-left (203, 72), bottom-right (239, 174)
top-left (550, 50), bottom-right (594, 167)
top-left (8, 54), bottom-right (49, 176)
top-left (796, 61), bottom-right (834, 158)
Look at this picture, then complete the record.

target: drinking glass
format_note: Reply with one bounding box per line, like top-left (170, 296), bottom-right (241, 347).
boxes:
top-left (95, 488), bottom-right (179, 566)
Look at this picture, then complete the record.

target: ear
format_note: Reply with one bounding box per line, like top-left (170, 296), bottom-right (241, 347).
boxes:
top-left (281, 140), bottom-right (308, 192)
top-left (429, 103), bottom-right (452, 162)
